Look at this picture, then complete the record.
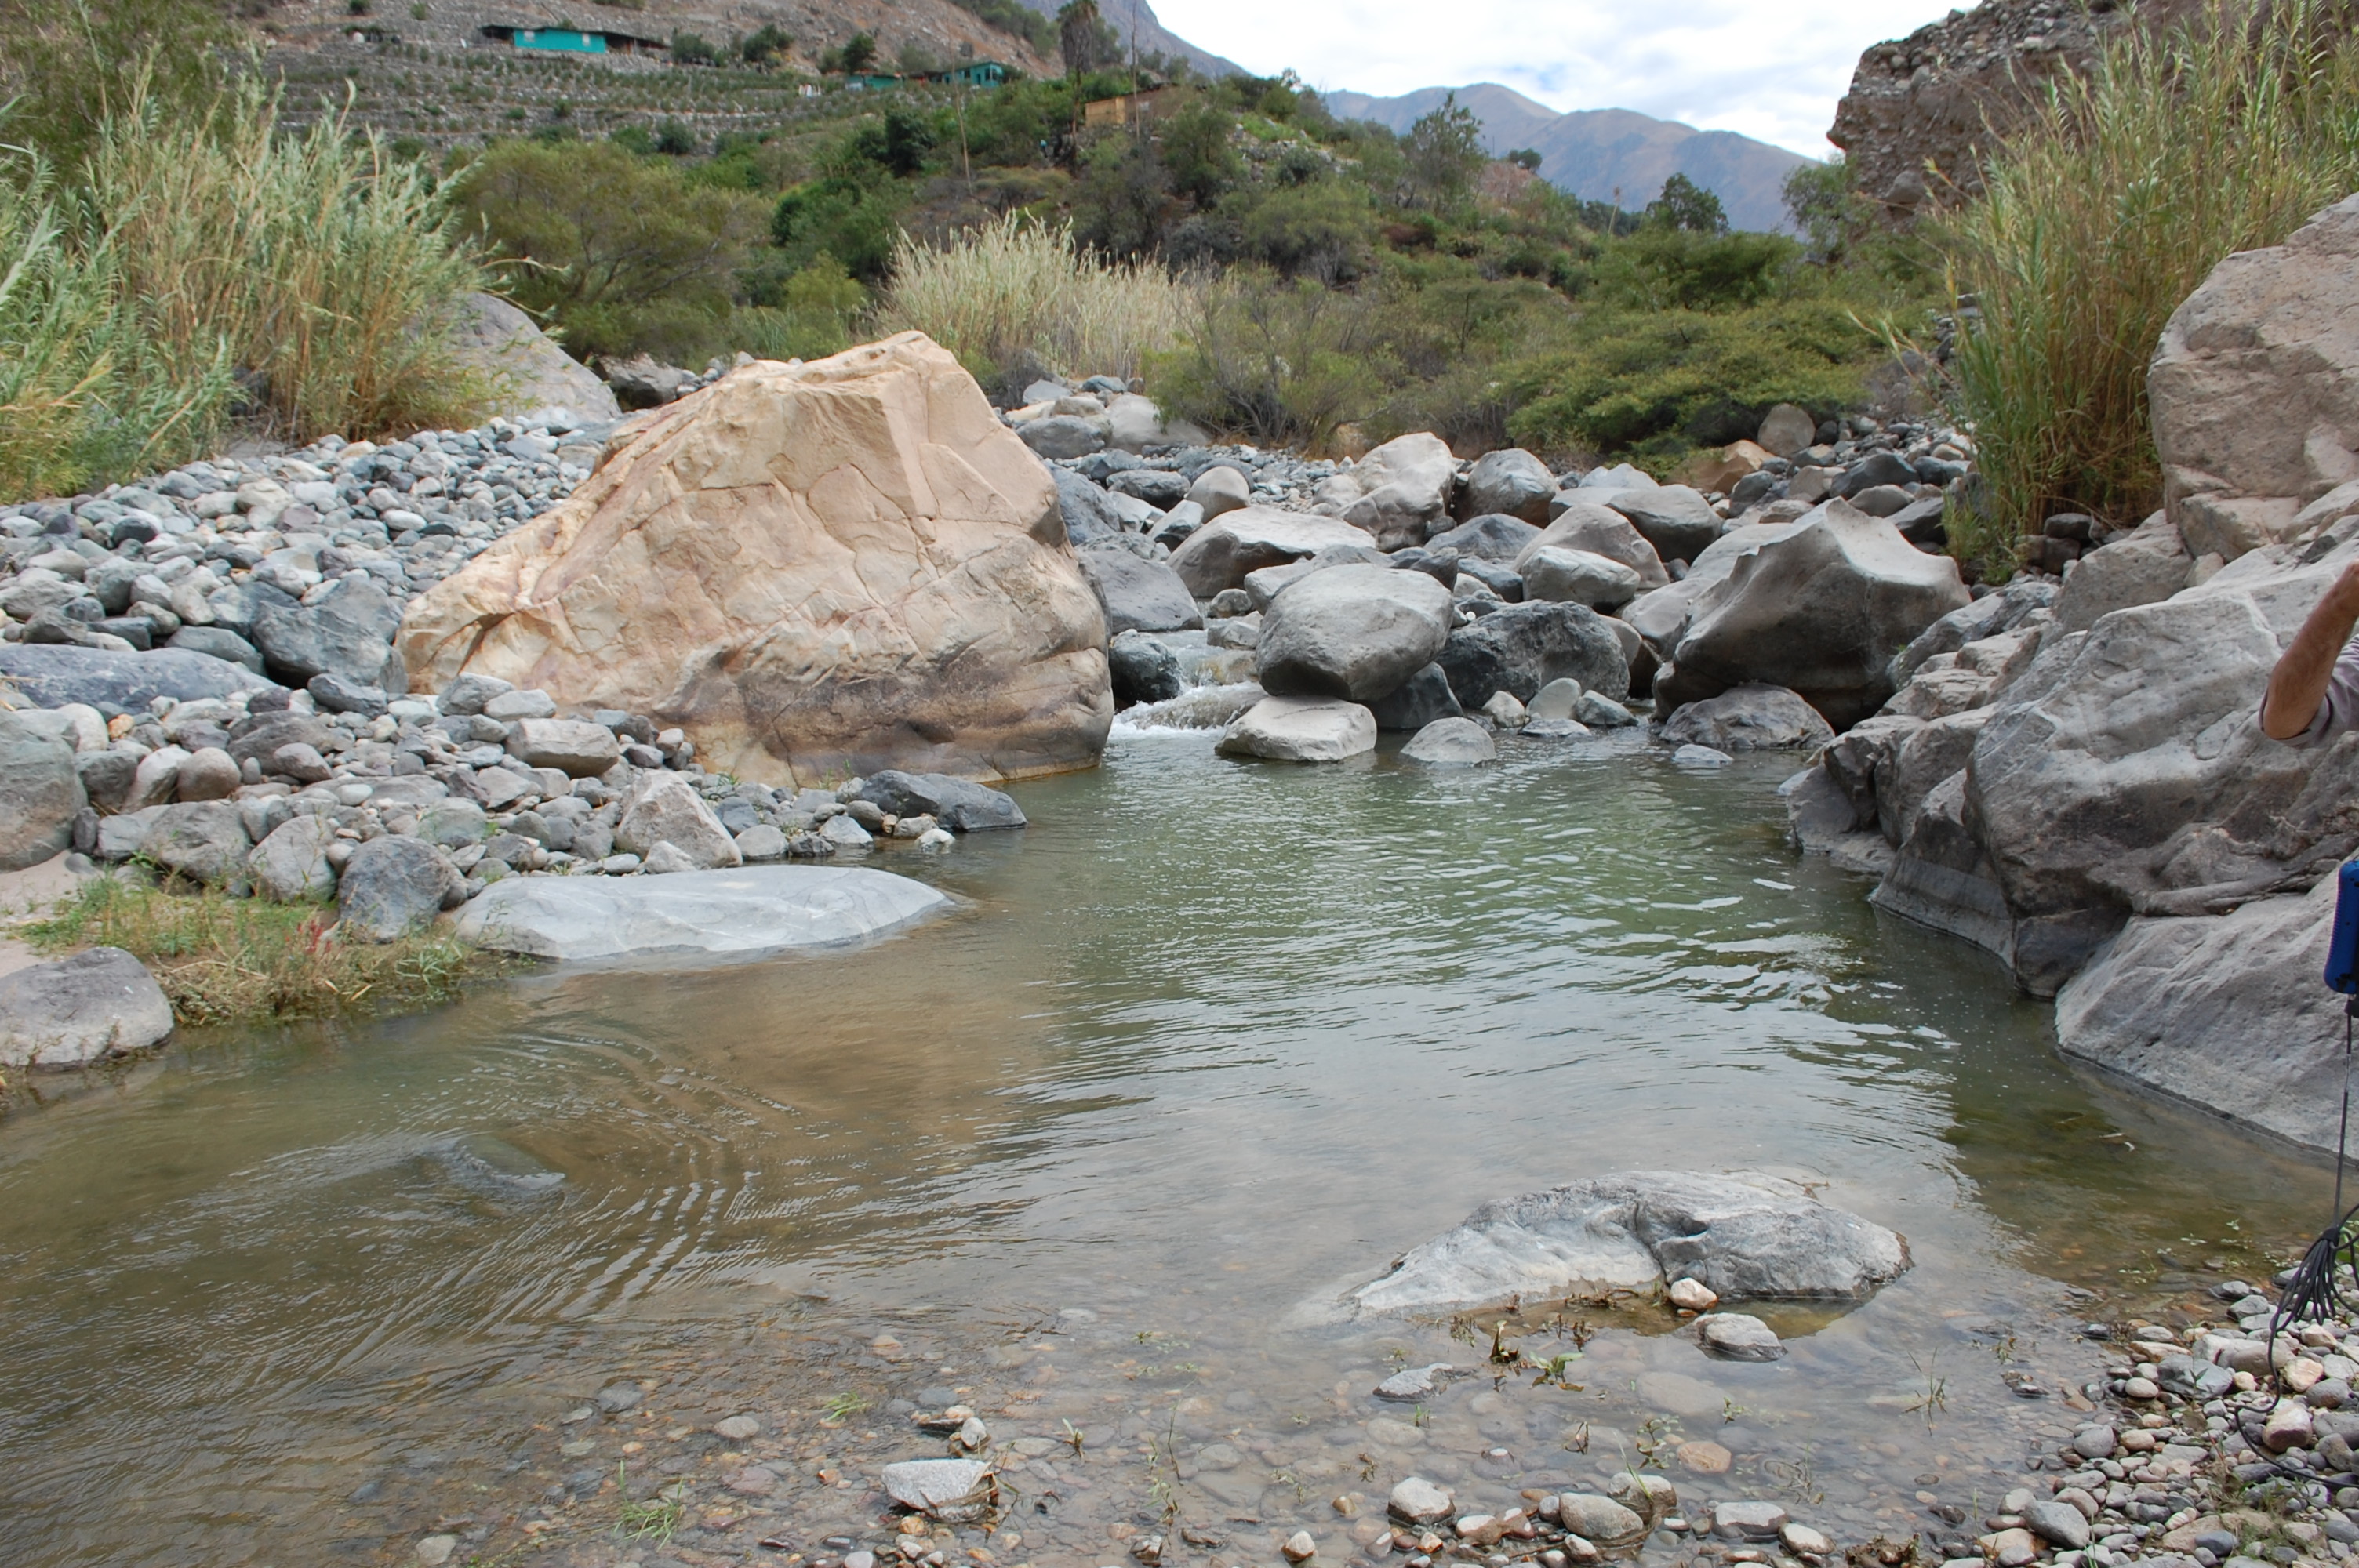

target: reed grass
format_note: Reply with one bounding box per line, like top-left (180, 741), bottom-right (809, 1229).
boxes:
top-left (20, 874), bottom-right (490, 1028)
top-left (873, 213), bottom-right (1194, 386)
top-left (1940, 0), bottom-right (2359, 572)
top-left (90, 74), bottom-right (494, 445)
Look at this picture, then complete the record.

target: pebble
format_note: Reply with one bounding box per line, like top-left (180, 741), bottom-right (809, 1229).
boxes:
top-left (414, 1537), bottom-right (457, 1566)
top-left (1284, 1531), bottom-right (1318, 1562)
top-left (715, 1414), bottom-right (761, 1440)
top-left (1390, 1477), bottom-right (1454, 1524)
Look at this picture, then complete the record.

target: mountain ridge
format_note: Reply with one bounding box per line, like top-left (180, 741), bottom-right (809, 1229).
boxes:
top-left (1321, 82), bottom-right (1810, 234)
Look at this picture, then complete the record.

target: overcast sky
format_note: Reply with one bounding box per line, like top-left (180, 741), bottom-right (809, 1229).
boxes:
top-left (1150, 0), bottom-right (1961, 155)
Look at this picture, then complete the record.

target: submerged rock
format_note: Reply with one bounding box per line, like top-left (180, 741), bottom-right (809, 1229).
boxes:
top-left (453, 866), bottom-right (952, 961)
top-left (1326, 1170), bottom-right (1908, 1320)
top-left (1216, 695), bottom-right (1377, 764)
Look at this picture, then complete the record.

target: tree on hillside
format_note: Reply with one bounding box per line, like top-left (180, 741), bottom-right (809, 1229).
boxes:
top-left (1057, 0), bottom-right (1118, 78)
top-left (832, 31), bottom-right (878, 74)
top-left (1645, 172), bottom-right (1728, 233)
top-left (1507, 147), bottom-right (1543, 172)
top-left (1403, 94), bottom-right (1485, 210)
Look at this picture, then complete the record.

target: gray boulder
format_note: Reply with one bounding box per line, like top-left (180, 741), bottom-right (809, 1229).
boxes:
top-left (1459, 448), bottom-right (1556, 523)
top-left (1657, 500), bottom-right (1970, 729)
top-left (225, 712), bottom-right (336, 771)
top-left (1888, 579), bottom-right (2055, 688)
top-left (167, 626), bottom-right (264, 673)
top-left (1605, 484), bottom-right (1721, 563)
top-left (144, 801), bottom-right (253, 887)
top-left (2055, 875), bottom-right (2346, 1152)
top-left (249, 815), bottom-right (340, 902)
top-left (616, 772), bottom-right (742, 868)
top-left (2150, 193), bottom-right (2359, 559)
top-left (1659, 685), bottom-right (1835, 752)
top-left (0, 711), bottom-right (85, 870)
top-left (1256, 564), bottom-right (1455, 702)
top-left (852, 770), bottom-right (1027, 832)
top-left (438, 673), bottom-right (514, 717)
top-left (1076, 546), bottom-right (1202, 635)
top-left (0, 947), bottom-right (173, 1069)
top-left (1427, 514), bottom-right (1542, 561)
top-left (1399, 716), bottom-right (1496, 764)
top-left (506, 718), bottom-right (622, 777)
top-left (1622, 519), bottom-right (1808, 660)
top-left (1167, 507), bottom-right (1374, 596)
top-left (1435, 601), bottom-right (1630, 712)
top-left (1514, 502), bottom-right (1670, 588)
top-left (1186, 465), bottom-right (1252, 521)
top-left (881, 1458), bottom-right (996, 1525)
top-left (1879, 709), bottom-right (1992, 846)
top-left (1339, 433), bottom-right (1459, 550)
top-left (0, 645), bottom-right (271, 713)
top-left (453, 865), bottom-right (952, 961)
top-left (1757, 404), bottom-right (1817, 457)
top-left (1331, 1170), bottom-right (1909, 1320)
top-left (1108, 630), bottom-right (1186, 707)
top-left (1216, 695), bottom-right (1377, 763)
top-left (1020, 415), bottom-right (1107, 460)
top-left (1051, 467), bottom-right (1126, 546)
top-left (338, 835), bottom-right (464, 941)
top-left (446, 292), bottom-right (622, 423)
top-left (250, 575), bottom-right (402, 689)
top-left (1366, 663), bottom-right (1463, 731)
top-left (1521, 547), bottom-right (1645, 610)
top-left (2052, 513), bottom-right (2194, 632)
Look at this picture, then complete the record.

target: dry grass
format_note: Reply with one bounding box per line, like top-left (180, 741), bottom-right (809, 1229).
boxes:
top-left (90, 73), bottom-right (494, 445)
top-left (20, 874), bottom-right (491, 1029)
top-left (1939, 0), bottom-right (2359, 571)
top-left (873, 213), bottom-right (1196, 386)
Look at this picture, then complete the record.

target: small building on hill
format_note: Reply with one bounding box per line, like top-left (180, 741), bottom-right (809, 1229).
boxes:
top-left (478, 23), bottom-right (667, 56)
top-left (1083, 87), bottom-right (1176, 129)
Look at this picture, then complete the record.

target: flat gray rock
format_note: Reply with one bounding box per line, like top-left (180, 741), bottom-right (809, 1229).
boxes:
top-left (0, 946), bottom-right (173, 1069)
top-left (1330, 1170), bottom-right (1909, 1320)
top-left (0, 644), bottom-right (272, 713)
top-left (881, 1458), bottom-right (995, 1523)
top-left (1694, 1312), bottom-right (1786, 1362)
top-left (1373, 1363), bottom-right (1470, 1401)
top-left (453, 866), bottom-right (951, 961)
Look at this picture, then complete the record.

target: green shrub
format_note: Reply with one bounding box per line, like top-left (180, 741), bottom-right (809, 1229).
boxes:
top-left (725, 254), bottom-right (867, 360)
top-left (451, 136), bottom-right (766, 360)
top-left (1153, 268), bottom-right (1395, 452)
top-left (1940, 0), bottom-right (2359, 570)
top-left (1506, 299), bottom-right (1877, 467)
top-left (0, 0), bottom-right (232, 169)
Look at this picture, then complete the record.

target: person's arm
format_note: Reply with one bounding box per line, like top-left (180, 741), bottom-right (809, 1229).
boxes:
top-left (2263, 559), bottom-right (2359, 741)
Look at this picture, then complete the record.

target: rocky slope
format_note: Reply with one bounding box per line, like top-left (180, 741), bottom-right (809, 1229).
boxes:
top-left (1827, 0), bottom-right (2223, 220)
top-left (1325, 82), bottom-right (1810, 233)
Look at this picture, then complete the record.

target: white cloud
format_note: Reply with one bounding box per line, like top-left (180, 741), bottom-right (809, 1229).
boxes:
top-left (1148, 0), bottom-right (1959, 155)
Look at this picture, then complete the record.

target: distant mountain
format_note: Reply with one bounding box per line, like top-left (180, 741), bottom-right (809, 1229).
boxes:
top-left (1321, 82), bottom-right (1810, 234)
top-left (1007, 0), bottom-right (1243, 79)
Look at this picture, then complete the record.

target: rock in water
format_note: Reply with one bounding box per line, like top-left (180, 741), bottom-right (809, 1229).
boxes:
top-left (0, 947), bottom-right (173, 1069)
top-left (1694, 1312), bottom-right (1786, 1361)
top-left (1436, 601), bottom-right (1630, 711)
top-left (1366, 663), bottom-right (1463, 731)
top-left (1169, 507), bottom-right (1375, 596)
top-left (1256, 564), bottom-right (1455, 702)
top-left (1659, 685), bottom-right (1835, 752)
top-left (1329, 1170), bottom-right (1908, 1320)
top-left (2150, 194), bottom-right (2359, 560)
top-left (881, 1459), bottom-right (995, 1523)
top-left (1657, 499), bottom-right (1969, 728)
top-left (1077, 547), bottom-right (1203, 636)
top-left (851, 770), bottom-right (1026, 832)
top-left (0, 710), bottom-right (85, 870)
top-left (453, 866), bottom-right (951, 960)
top-left (1109, 630), bottom-right (1185, 707)
top-left (1400, 717), bottom-right (1496, 765)
top-left (1388, 1478), bottom-right (1455, 1524)
top-left (2055, 873), bottom-right (2354, 1153)
top-left (446, 292), bottom-right (620, 423)
top-left (1216, 696), bottom-right (1377, 763)
top-left (398, 334), bottom-right (1111, 789)
top-left (339, 836), bottom-right (463, 941)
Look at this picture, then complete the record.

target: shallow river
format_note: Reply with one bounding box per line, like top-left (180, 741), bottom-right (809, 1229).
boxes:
top-left (0, 728), bottom-right (2333, 1568)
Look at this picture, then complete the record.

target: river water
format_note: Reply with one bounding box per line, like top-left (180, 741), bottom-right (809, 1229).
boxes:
top-left (0, 727), bottom-right (2332, 1568)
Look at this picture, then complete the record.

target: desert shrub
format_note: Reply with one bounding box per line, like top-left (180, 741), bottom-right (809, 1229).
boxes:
top-left (874, 212), bottom-right (1193, 383)
top-left (1942, 0), bottom-right (2359, 566)
top-left (452, 136), bottom-right (766, 360)
top-left (1153, 267), bottom-right (1396, 452)
top-left (92, 78), bottom-right (492, 444)
top-left (0, 0), bottom-right (233, 168)
top-left (1506, 299), bottom-right (1878, 467)
top-left (1365, 263), bottom-right (1576, 452)
top-left (725, 254), bottom-right (867, 360)
top-left (949, 0), bottom-right (1056, 54)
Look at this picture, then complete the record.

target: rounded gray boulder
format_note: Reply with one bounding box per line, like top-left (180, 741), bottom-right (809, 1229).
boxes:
top-left (0, 711), bottom-right (85, 870)
top-left (1256, 564), bottom-right (1454, 703)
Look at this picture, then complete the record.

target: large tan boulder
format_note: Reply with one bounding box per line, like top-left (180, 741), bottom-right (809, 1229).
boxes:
top-left (2151, 194), bottom-right (2359, 560)
top-left (398, 333), bottom-right (1112, 789)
